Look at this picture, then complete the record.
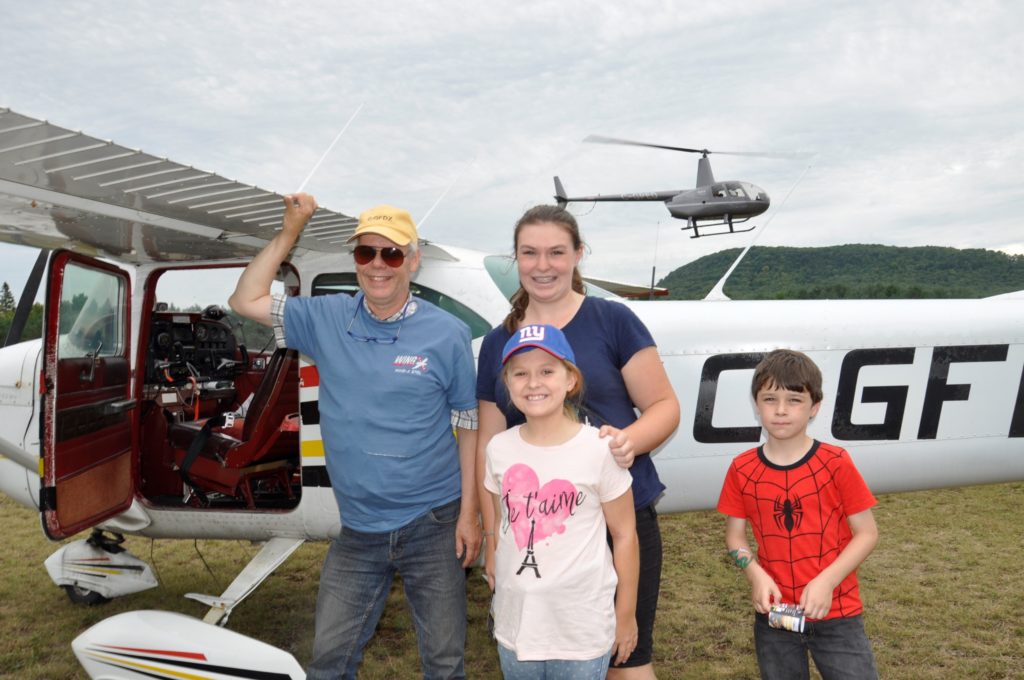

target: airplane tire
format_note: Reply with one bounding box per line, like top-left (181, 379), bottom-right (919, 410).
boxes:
top-left (62, 584), bottom-right (110, 606)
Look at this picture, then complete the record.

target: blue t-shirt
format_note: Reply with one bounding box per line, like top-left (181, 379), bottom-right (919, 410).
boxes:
top-left (285, 292), bottom-right (477, 532)
top-left (477, 296), bottom-right (666, 509)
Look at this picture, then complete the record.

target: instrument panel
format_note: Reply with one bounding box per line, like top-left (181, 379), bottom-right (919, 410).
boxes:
top-left (146, 309), bottom-right (240, 385)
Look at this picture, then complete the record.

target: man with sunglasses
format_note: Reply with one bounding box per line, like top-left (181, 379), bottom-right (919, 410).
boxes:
top-left (229, 193), bottom-right (480, 679)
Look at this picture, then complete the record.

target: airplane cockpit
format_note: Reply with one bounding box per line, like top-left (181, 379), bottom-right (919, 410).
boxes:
top-left (136, 267), bottom-right (301, 512)
top-left (144, 303), bottom-right (241, 389)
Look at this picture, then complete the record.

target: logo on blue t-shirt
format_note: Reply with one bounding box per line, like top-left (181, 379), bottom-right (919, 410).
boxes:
top-left (393, 354), bottom-right (429, 374)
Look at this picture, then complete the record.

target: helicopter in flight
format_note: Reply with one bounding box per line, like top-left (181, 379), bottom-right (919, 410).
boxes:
top-left (554, 134), bottom-right (807, 237)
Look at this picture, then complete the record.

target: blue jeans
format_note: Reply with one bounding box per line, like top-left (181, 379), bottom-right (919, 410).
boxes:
top-left (497, 644), bottom-right (612, 680)
top-left (307, 499), bottom-right (466, 680)
top-left (754, 613), bottom-right (878, 680)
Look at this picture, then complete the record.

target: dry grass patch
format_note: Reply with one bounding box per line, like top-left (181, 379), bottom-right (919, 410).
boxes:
top-left (2, 482), bottom-right (1022, 678)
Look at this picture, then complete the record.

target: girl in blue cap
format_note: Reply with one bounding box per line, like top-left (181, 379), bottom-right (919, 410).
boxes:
top-left (483, 323), bottom-right (639, 679)
top-left (477, 205), bottom-right (679, 679)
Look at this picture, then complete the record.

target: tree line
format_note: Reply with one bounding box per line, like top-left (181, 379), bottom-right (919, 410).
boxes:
top-left (0, 282), bottom-right (43, 344)
top-left (656, 244), bottom-right (1024, 300)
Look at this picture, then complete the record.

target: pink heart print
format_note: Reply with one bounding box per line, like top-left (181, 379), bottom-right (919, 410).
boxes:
top-left (502, 463), bottom-right (582, 549)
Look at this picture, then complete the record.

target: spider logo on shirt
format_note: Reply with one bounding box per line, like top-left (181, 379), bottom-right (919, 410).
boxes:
top-left (774, 495), bottom-right (803, 533)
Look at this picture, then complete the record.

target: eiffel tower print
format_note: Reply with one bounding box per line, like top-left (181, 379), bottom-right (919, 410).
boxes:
top-left (516, 518), bottom-right (541, 578)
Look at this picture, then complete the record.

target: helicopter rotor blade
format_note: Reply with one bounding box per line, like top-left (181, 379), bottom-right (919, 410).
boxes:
top-left (584, 135), bottom-right (813, 160)
top-left (584, 135), bottom-right (708, 155)
top-left (711, 149), bottom-right (816, 159)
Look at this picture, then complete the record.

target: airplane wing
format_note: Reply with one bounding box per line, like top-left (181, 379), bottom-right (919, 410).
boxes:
top-left (987, 289), bottom-right (1024, 299)
top-left (583, 275), bottom-right (668, 298)
top-left (0, 107), bottom-right (357, 264)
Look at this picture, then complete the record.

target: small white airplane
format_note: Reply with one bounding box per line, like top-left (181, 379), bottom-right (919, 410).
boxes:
top-left (0, 107), bottom-right (1021, 679)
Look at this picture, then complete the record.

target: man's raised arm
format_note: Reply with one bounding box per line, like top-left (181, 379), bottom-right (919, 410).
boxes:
top-left (228, 193), bottom-right (317, 326)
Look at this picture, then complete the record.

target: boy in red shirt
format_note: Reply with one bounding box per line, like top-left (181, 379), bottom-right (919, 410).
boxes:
top-left (717, 349), bottom-right (879, 680)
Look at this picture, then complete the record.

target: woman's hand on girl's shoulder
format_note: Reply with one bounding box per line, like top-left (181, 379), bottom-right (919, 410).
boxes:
top-left (600, 425), bottom-right (635, 468)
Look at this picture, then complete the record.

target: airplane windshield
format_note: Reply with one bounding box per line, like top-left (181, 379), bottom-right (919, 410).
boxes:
top-left (154, 267), bottom-right (278, 353)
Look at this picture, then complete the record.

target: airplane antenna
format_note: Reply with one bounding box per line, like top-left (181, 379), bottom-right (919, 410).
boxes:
top-left (148, 538), bottom-right (162, 584)
top-left (417, 155), bottom-right (478, 231)
top-left (649, 221), bottom-right (661, 300)
top-left (704, 160), bottom-right (815, 301)
top-left (295, 101), bottom-right (365, 194)
top-left (193, 538), bottom-right (222, 588)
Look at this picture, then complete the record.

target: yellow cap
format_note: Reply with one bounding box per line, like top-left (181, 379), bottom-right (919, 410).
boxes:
top-left (347, 204), bottom-right (418, 246)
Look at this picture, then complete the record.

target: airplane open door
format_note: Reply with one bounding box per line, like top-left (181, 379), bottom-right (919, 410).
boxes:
top-left (41, 252), bottom-right (135, 540)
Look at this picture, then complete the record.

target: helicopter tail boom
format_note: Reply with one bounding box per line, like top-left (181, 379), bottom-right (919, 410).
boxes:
top-left (552, 177), bottom-right (676, 205)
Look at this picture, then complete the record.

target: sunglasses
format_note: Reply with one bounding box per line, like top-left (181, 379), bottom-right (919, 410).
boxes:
top-left (352, 245), bottom-right (406, 267)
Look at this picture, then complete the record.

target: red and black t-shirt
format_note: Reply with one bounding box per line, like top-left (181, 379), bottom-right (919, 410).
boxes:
top-left (717, 440), bottom-right (877, 620)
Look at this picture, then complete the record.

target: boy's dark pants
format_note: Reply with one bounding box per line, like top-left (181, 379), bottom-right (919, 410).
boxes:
top-left (754, 613), bottom-right (878, 680)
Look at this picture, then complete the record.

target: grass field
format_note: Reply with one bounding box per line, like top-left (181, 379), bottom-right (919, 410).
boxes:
top-left (2, 482), bottom-right (1023, 679)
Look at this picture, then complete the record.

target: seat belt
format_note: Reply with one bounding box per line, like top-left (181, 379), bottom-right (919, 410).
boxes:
top-left (179, 413), bottom-right (230, 505)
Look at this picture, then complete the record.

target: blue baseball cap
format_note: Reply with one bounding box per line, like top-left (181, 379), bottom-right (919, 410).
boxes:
top-left (501, 324), bottom-right (576, 365)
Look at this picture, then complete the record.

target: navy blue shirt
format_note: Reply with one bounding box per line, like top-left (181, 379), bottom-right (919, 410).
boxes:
top-left (477, 297), bottom-right (666, 509)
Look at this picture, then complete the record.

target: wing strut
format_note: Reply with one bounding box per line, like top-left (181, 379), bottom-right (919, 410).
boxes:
top-left (4, 248), bottom-right (49, 347)
top-left (185, 536), bottom-right (305, 626)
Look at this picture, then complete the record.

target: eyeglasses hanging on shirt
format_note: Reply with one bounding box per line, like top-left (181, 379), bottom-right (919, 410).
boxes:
top-left (346, 297), bottom-right (412, 344)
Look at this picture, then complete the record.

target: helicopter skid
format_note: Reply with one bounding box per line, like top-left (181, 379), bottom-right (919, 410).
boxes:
top-left (683, 215), bottom-right (756, 238)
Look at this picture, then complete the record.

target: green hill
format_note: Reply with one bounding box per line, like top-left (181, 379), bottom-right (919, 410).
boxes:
top-left (657, 244), bottom-right (1024, 300)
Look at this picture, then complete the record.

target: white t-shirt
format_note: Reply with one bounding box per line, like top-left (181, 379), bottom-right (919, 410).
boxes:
top-left (484, 424), bottom-right (634, 661)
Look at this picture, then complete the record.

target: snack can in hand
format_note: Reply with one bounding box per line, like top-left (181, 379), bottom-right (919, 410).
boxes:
top-left (768, 603), bottom-right (806, 633)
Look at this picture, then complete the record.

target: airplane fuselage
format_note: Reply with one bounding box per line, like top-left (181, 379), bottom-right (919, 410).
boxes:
top-left (1, 244), bottom-right (1021, 544)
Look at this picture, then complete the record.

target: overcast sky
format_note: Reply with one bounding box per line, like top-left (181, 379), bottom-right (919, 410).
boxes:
top-left (1, 0), bottom-right (1022, 301)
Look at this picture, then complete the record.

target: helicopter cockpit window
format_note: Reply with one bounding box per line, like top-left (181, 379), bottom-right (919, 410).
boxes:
top-left (58, 263), bottom-right (125, 359)
top-left (712, 183), bottom-right (750, 199)
top-left (311, 273), bottom-right (492, 339)
top-left (741, 182), bottom-right (766, 201)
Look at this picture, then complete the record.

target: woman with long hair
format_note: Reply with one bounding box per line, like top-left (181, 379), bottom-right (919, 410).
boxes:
top-left (477, 205), bottom-right (680, 679)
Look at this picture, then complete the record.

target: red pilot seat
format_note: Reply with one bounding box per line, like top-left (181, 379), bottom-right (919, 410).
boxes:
top-left (170, 348), bottom-right (300, 508)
